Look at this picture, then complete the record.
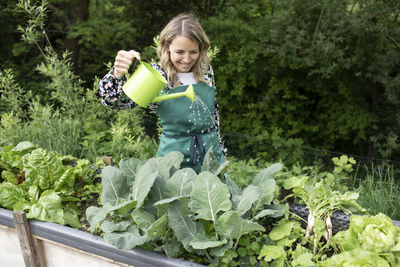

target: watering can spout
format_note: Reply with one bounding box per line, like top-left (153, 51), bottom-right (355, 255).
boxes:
top-left (153, 84), bottom-right (195, 103)
top-left (122, 62), bottom-right (196, 107)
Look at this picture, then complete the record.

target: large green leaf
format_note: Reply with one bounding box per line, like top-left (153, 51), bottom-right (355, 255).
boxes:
top-left (53, 167), bottom-right (76, 193)
top-left (11, 141), bottom-right (36, 152)
top-left (55, 167), bottom-right (75, 192)
top-left (157, 151), bottom-right (184, 179)
top-left (224, 173), bottom-right (242, 207)
top-left (86, 200), bottom-right (137, 232)
top-left (0, 146), bottom-right (18, 170)
top-left (132, 208), bottom-right (155, 231)
top-left (27, 185), bottom-right (39, 203)
top-left (168, 201), bottom-right (201, 250)
top-left (282, 175), bottom-right (308, 190)
top-left (252, 163), bottom-right (282, 185)
top-left (101, 166), bottom-right (131, 206)
top-left (235, 184), bottom-right (261, 216)
top-left (320, 248), bottom-right (391, 267)
top-left (86, 206), bottom-right (110, 232)
top-left (251, 164), bottom-right (279, 211)
top-left (153, 196), bottom-right (181, 206)
top-left (1, 170), bottom-right (18, 185)
top-left (211, 239), bottom-right (234, 257)
top-left (269, 219), bottom-right (294, 241)
top-left (22, 148), bottom-right (65, 190)
top-left (189, 171), bottom-right (231, 223)
top-left (145, 176), bottom-right (166, 216)
top-left (258, 245), bottom-right (286, 262)
top-left (0, 142), bottom-right (35, 170)
top-left (162, 237), bottom-right (181, 258)
top-left (214, 211), bottom-right (264, 241)
top-left (63, 209), bottom-right (82, 229)
top-left (201, 147), bottom-right (229, 176)
top-left (149, 176), bottom-right (165, 201)
top-left (291, 245), bottom-right (314, 267)
top-left (254, 204), bottom-right (286, 220)
top-left (165, 168), bottom-right (197, 198)
top-left (27, 190), bottom-right (64, 225)
top-left (101, 220), bottom-right (132, 233)
top-left (147, 213), bottom-right (168, 241)
top-left (131, 158), bottom-right (158, 208)
top-left (118, 158), bottom-right (143, 185)
top-left (54, 158), bottom-right (93, 192)
top-left (252, 178), bottom-right (276, 211)
top-left (103, 225), bottom-right (147, 250)
top-left (190, 235), bottom-right (227, 250)
top-left (0, 182), bottom-right (26, 209)
top-left (201, 147), bottom-right (220, 173)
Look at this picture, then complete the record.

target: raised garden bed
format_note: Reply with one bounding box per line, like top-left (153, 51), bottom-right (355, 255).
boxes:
top-left (0, 208), bottom-right (204, 267)
top-left (3, 203), bottom-right (399, 267)
top-left (2, 143), bottom-right (399, 266)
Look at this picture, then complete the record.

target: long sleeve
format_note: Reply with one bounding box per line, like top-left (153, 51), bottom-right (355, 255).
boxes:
top-left (98, 68), bottom-right (135, 110)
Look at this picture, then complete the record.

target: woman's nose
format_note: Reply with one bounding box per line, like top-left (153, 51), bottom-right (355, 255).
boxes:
top-left (183, 53), bottom-right (191, 62)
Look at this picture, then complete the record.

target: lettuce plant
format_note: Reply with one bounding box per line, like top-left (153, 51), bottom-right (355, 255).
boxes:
top-left (321, 213), bottom-right (400, 266)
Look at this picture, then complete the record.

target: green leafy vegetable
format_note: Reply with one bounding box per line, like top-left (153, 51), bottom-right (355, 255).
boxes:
top-left (0, 141), bottom-right (102, 228)
top-left (0, 182), bottom-right (26, 209)
top-left (101, 166), bottom-right (131, 206)
top-left (189, 171), bottom-right (232, 223)
top-left (215, 211), bottom-right (264, 248)
top-left (85, 150), bottom-right (281, 263)
top-left (22, 148), bottom-right (65, 190)
top-left (321, 213), bottom-right (400, 266)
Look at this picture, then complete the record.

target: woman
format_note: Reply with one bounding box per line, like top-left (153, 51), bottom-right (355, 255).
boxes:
top-left (99, 13), bottom-right (226, 173)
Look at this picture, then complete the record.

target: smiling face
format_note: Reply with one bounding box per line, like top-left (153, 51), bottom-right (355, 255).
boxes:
top-left (168, 35), bottom-right (200, 73)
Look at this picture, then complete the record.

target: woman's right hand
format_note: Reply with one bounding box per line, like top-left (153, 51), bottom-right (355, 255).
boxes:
top-left (113, 50), bottom-right (141, 78)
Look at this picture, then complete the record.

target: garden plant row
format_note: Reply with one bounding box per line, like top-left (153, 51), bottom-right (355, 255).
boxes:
top-left (0, 141), bottom-right (400, 266)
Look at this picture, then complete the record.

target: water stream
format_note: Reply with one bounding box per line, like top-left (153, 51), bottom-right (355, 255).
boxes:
top-left (183, 95), bottom-right (216, 163)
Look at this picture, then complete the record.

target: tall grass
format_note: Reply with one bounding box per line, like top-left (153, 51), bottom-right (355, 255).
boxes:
top-left (355, 164), bottom-right (400, 220)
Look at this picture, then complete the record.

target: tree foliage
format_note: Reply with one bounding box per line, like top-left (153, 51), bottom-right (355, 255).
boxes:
top-left (1, 0), bottom-right (399, 162)
top-left (204, 0), bottom-right (400, 159)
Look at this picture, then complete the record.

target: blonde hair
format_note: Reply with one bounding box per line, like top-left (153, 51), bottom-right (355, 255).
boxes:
top-left (157, 13), bottom-right (210, 86)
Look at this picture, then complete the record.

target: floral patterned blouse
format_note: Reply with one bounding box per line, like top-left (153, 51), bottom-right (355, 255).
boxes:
top-left (98, 63), bottom-right (227, 156)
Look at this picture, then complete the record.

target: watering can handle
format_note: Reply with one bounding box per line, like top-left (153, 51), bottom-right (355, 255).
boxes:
top-left (113, 50), bottom-right (141, 78)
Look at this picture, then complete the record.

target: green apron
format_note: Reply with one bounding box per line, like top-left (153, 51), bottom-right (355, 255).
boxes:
top-left (156, 83), bottom-right (224, 173)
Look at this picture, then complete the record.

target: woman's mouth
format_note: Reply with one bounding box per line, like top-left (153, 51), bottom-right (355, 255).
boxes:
top-left (179, 62), bottom-right (191, 68)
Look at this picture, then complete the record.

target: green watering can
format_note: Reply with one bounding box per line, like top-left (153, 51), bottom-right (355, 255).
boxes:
top-left (122, 61), bottom-right (195, 108)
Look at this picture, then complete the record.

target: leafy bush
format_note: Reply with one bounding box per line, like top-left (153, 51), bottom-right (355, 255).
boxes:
top-left (205, 0), bottom-right (400, 160)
